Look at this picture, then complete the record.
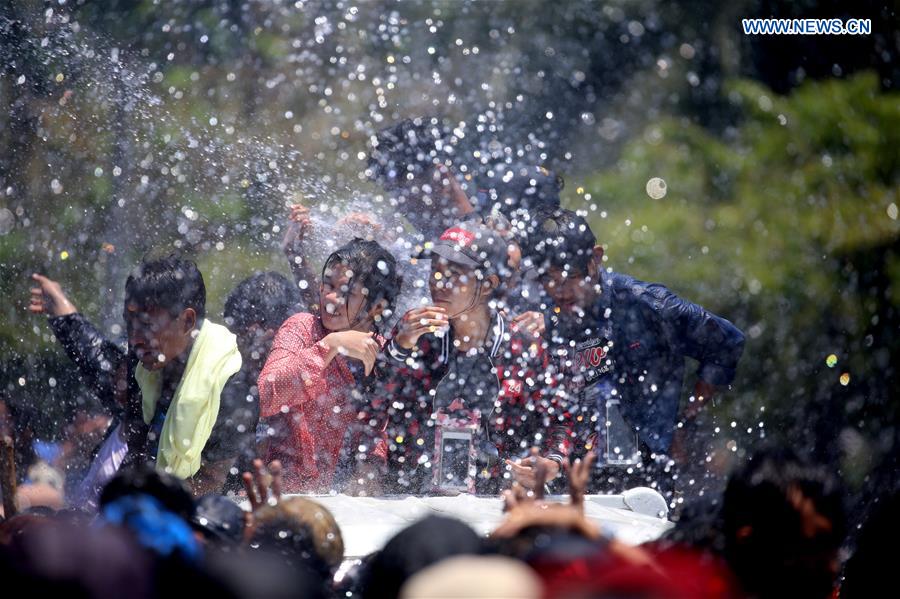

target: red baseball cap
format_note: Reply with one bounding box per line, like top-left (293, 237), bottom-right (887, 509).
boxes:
top-left (414, 221), bottom-right (508, 278)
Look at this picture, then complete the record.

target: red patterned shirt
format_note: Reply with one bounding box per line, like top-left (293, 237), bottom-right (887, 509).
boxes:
top-left (258, 312), bottom-right (385, 492)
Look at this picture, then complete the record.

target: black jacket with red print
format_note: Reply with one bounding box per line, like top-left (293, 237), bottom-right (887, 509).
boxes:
top-left (377, 311), bottom-right (572, 493)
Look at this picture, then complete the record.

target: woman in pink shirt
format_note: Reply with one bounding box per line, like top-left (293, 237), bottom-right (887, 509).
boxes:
top-left (257, 238), bottom-right (401, 492)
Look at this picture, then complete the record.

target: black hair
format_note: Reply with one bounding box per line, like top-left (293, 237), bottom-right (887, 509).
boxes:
top-left (190, 494), bottom-right (247, 546)
top-left (124, 253), bottom-right (206, 321)
top-left (321, 238), bottom-right (401, 331)
top-left (367, 117), bottom-right (443, 185)
top-left (722, 447), bottom-right (846, 599)
top-left (361, 516), bottom-right (482, 599)
top-left (223, 271), bottom-right (300, 333)
top-left (523, 208), bottom-right (597, 275)
top-left (99, 465), bottom-right (195, 521)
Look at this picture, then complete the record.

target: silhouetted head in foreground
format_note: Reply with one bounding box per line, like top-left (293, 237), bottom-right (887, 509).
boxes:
top-left (361, 515), bottom-right (483, 599)
top-left (722, 447), bottom-right (845, 599)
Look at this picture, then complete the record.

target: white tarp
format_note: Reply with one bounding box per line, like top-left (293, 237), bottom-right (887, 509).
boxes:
top-left (282, 493), bottom-right (672, 559)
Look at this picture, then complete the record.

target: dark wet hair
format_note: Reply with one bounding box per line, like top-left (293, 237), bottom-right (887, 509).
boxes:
top-left (361, 516), bottom-right (482, 599)
top-left (99, 465), bottom-right (195, 521)
top-left (367, 117), bottom-right (443, 185)
top-left (190, 494), bottom-right (247, 546)
top-left (223, 271), bottom-right (300, 333)
top-left (321, 238), bottom-right (401, 330)
top-left (249, 505), bottom-right (332, 582)
top-left (124, 253), bottom-right (206, 321)
top-left (523, 208), bottom-right (597, 275)
top-left (722, 447), bottom-right (845, 599)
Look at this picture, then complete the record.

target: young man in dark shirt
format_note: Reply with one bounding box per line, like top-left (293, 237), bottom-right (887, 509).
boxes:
top-left (525, 209), bottom-right (745, 500)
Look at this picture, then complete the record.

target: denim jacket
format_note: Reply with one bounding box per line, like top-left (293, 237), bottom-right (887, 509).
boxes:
top-left (547, 269), bottom-right (745, 454)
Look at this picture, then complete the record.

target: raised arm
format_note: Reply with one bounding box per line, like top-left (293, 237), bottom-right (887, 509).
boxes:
top-left (30, 273), bottom-right (127, 412)
top-left (281, 203), bottom-right (320, 313)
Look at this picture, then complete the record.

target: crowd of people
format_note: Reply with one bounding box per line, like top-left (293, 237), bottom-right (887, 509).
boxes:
top-left (0, 447), bottom-right (889, 598)
top-left (0, 117), bottom-right (889, 597)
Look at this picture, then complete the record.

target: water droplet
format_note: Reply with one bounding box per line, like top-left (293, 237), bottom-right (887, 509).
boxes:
top-left (646, 177), bottom-right (667, 199)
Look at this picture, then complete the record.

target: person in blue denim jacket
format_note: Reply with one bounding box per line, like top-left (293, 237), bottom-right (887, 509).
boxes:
top-left (524, 209), bottom-right (745, 497)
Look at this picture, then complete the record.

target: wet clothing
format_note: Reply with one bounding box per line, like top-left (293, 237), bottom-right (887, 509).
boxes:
top-left (48, 313), bottom-right (258, 484)
top-left (547, 269), bottom-right (745, 456)
top-left (134, 320), bottom-right (242, 478)
top-left (380, 312), bottom-right (572, 494)
top-left (257, 312), bottom-right (387, 492)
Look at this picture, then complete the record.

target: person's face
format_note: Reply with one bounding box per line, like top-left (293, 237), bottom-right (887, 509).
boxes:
top-left (541, 266), bottom-right (597, 314)
top-left (429, 257), bottom-right (481, 317)
top-left (235, 323), bottom-right (276, 371)
top-left (125, 304), bottom-right (195, 370)
top-left (320, 261), bottom-right (371, 332)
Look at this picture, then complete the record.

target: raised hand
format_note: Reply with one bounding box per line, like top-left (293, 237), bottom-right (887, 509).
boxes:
top-left (505, 446), bottom-right (560, 491)
top-left (393, 306), bottom-right (449, 350)
top-left (323, 330), bottom-right (380, 375)
top-left (242, 458), bottom-right (283, 512)
top-left (566, 451), bottom-right (597, 513)
top-left (510, 310), bottom-right (545, 338)
top-left (29, 273), bottom-right (77, 317)
top-left (434, 164), bottom-right (474, 213)
top-left (501, 481), bottom-right (530, 513)
top-left (282, 203), bottom-right (312, 255)
top-left (495, 449), bottom-right (601, 542)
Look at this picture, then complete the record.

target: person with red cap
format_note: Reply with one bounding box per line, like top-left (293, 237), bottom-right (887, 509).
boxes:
top-left (377, 221), bottom-right (571, 495)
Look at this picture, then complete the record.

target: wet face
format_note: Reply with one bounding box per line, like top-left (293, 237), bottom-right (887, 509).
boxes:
top-left (125, 304), bottom-right (196, 371)
top-left (319, 260), bottom-right (370, 331)
top-left (541, 266), bottom-right (596, 314)
top-left (429, 257), bottom-right (481, 317)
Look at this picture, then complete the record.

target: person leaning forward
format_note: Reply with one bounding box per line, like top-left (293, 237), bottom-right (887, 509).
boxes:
top-left (30, 254), bottom-right (251, 497)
